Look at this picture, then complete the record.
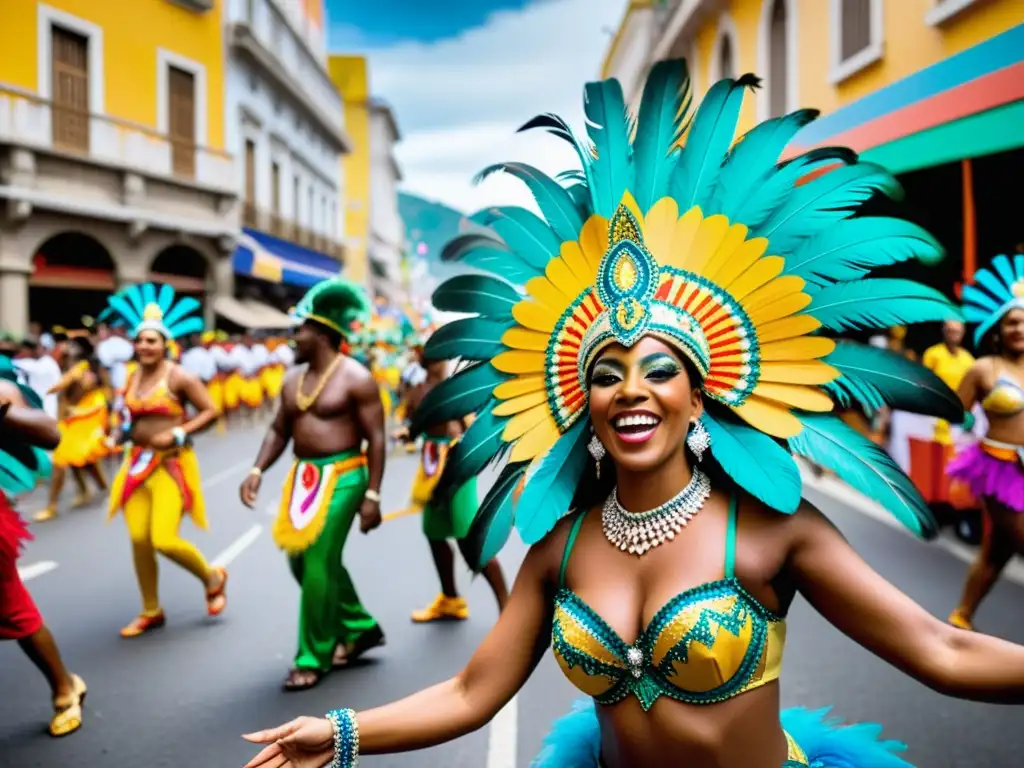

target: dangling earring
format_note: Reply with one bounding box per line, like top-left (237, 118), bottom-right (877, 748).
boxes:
top-left (686, 419), bottom-right (711, 463)
top-left (588, 429), bottom-right (606, 479)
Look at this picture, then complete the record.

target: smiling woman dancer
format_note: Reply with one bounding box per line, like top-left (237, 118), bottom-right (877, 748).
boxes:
top-left (946, 255), bottom-right (1024, 631)
top-left (244, 62), bottom-right (1024, 768)
top-left (100, 284), bottom-right (227, 638)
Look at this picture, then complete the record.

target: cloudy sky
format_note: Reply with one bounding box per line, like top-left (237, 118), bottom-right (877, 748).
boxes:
top-left (327, 0), bottom-right (626, 213)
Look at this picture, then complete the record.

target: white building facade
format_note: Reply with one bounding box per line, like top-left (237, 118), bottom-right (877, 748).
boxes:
top-left (223, 0), bottom-right (350, 313)
top-left (367, 100), bottom-right (404, 300)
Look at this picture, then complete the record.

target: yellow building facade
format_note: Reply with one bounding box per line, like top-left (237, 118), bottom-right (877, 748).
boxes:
top-left (329, 55), bottom-right (372, 285)
top-left (0, 0), bottom-right (237, 335)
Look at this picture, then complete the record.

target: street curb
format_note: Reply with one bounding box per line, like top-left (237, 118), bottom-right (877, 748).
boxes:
top-left (797, 459), bottom-right (1024, 588)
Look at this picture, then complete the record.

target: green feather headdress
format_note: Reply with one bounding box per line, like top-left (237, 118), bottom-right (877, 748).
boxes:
top-left (415, 60), bottom-right (963, 569)
top-left (292, 277), bottom-right (372, 336)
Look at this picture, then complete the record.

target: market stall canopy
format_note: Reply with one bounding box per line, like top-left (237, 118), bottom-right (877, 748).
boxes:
top-left (232, 229), bottom-right (341, 288)
top-left (213, 296), bottom-right (295, 329)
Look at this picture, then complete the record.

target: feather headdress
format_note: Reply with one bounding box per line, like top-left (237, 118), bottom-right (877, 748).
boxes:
top-left (0, 356), bottom-right (52, 496)
top-left (98, 283), bottom-right (204, 340)
top-left (961, 254), bottom-right (1024, 347)
top-left (291, 277), bottom-right (372, 336)
top-left (415, 61), bottom-right (962, 568)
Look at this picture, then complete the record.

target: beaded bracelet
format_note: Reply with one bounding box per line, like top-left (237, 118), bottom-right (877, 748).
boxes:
top-left (325, 708), bottom-right (359, 768)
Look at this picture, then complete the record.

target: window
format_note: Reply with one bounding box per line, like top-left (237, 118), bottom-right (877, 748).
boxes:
top-left (718, 35), bottom-right (735, 81)
top-left (168, 66), bottom-right (196, 178)
top-left (765, 0), bottom-right (791, 119)
top-left (830, 0), bottom-right (883, 84)
top-left (51, 26), bottom-right (90, 152)
top-left (293, 174), bottom-right (301, 222)
top-left (271, 161), bottom-right (281, 214)
top-left (243, 140), bottom-right (257, 227)
top-left (709, 14), bottom-right (739, 83)
top-left (321, 195), bottom-right (327, 235)
top-left (246, 0), bottom-right (255, 24)
top-left (926, 0), bottom-right (986, 26)
top-left (307, 185), bottom-right (314, 228)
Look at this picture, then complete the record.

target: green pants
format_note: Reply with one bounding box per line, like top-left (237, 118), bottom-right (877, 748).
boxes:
top-left (423, 475), bottom-right (479, 541)
top-left (286, 450), bottom-right (378, 671)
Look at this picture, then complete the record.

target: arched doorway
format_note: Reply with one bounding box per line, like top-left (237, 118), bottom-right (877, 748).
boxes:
top-left (29, 231), bottom-right (116, 330)
top-left (151, 244), bottom-right (208, 299)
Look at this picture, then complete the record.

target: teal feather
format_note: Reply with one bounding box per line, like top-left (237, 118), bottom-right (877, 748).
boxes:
top-left (518, 113), bottom-right (591, 170)
top-left (972, 267), bottom-right (1007, 302)
top-left (408, 365), bottom-right (509, 437)
top-left (631, 59), bottom-right (692, 212)
top-left (710, 108), bottom-right (819, 215)
top-left (141, 283), bottom-right (157, 308)
top-left (474, 163), bottom-right (584, 242)
top-left (671, 74), bottom-right (758, 212)
top-left (110, 293), bottom-right (142, 329)
top-left (457, 462), bottom-right (527, 572)
top-left (431, 275), bottom-right (521, 318)
top-left (724, 147), bottom-right (856, 232)
top-left (583, 78), bottom-right (633, 217)
top-left (470, 207), bottom-right (562, 269)
top-left (961, 284), bottom-right (999, 320)
top-left (755, 162), bottom-right (904, 255)
top-left (566, 183), bottom-right (591, 217)
top-left (515, 420), bottom-right (591, 544)
top-left (784, 218), bottom-right (944, 289)
top-left (702, 409), bottom-right (802, 514)
top-left (0, 432), bottom-right (42, 473)
top-left (789, 414), bottom-right (937, 538)
top-left (423, 317), bottom-right (512, 362)
top-left (162, 294), bottom-right (201, 330)
top-left (157, 283), bottom-right (175, 313)
top-left (168, 316), bottom-right (204, 338)
top-left (33, 446), bottom-right (52, 481)
top-left (440, 234), bottom-right (540, 285)
top-left (0, 451), bottom-right (36, 495)
top-left (823, 342), bottom-right (963, 421)
top-left (97, 306), bottom-right (115, 325)
top-left (992, 253), bottom-right (1017, 289)
top-left (807, 278), bottom-right (961, 333)
top-left (439, 404), bottom-right (511, 491)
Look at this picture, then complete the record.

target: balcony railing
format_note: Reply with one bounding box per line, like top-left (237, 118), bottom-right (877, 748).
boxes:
top-left (241, 204), bottom-right (345, 261)
top-left (0, 87), bottom-right (234, 193)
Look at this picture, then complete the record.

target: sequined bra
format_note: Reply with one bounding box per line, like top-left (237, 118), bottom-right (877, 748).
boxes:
top-left (124, 368), bottom-right (184, 420)
top-left (981, 371), bottom-right (1024, 417)
top-left (551, 496), bottom-right (786, 711)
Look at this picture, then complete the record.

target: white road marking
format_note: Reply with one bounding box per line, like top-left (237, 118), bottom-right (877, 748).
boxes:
top-left (265, 498), bottom-right (280, 517)
top-left (211, 524), bottom-right (263, 567)
top-left (17, 560), bottom-right (58, 582)
top-left (799, 462), bottom-right (1024, 587)
top-left (203, 459), bottom-right (256, 489)
top-left (486, 695), bottom-right (518, 768)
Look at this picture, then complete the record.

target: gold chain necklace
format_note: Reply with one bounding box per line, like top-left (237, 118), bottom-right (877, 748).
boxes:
top-left (296, 355), bottom-right (344, 412)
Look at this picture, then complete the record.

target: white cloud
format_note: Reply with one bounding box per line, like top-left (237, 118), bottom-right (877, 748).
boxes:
top-left (355, 0), bottom-right (625, 213)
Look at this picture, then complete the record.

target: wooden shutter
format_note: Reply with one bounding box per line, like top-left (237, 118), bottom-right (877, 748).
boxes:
top-left (169, 66), bottom-right (196, 178)
top-left (841, 0), bottom-right (872, 61)
top-left (51, 26), bottom-right (90, 152)
top-left (244, 140), bottom-right (256, 227)
top-left (768, 0), bottom-right (788, 119)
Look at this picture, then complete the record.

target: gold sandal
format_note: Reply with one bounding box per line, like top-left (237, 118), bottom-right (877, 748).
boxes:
top-left (49, 674), bottom-right (87, 737)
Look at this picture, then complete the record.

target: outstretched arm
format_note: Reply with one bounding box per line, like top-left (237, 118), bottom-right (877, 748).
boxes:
top-left (0, 380), bottom-right (60, 449)
top-left (790, 503), bottom-right (1024, 704)
top-left (251, 383), bottom-right (293, 473)
top-left (244, 540), bottom-right (555, 763)
top-left (352, 369), bottom-right (385, 497)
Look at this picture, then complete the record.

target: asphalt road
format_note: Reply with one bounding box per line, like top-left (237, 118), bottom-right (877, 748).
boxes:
top-left (2, 423), bottom-right (1023, 767)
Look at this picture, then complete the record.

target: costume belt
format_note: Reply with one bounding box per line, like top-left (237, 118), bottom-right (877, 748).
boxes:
top-left (981, 438), bottom-right (1024, 466)
top-left (119, 445), bottom-right (194, 511)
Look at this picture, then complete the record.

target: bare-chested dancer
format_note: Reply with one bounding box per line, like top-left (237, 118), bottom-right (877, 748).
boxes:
top-left (240, 278), bottom-right (385, 691)
top-left (395, 358), bottom-right (509, 622)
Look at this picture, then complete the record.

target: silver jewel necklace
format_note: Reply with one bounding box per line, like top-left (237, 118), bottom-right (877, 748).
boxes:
top-left (602, 468), bottom-right (711, 556)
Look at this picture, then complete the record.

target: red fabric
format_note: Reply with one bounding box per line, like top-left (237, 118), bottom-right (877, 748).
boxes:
top-left (0, 494), bottom-right (33, 565)
top-left (0, 493), bottom-right (43, 640)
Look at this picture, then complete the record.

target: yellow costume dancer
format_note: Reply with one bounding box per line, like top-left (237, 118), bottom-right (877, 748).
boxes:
top-left (261, 338), bottom-right (287, 400)
top-left (100, 283), bottom-right (228, 638)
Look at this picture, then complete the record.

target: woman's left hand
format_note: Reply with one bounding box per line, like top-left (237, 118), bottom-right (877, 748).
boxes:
top-left (149, 430), bottom-right (175, 450)
top-left (242, 716), bottom-right (334, 768)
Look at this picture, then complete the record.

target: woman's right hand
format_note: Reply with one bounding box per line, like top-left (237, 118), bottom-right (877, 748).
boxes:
top-left (243, 716), bottom-right (334, 768)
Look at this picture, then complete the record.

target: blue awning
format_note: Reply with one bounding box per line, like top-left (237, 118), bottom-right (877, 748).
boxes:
top-left (232, 227), bottom-right (341, 287)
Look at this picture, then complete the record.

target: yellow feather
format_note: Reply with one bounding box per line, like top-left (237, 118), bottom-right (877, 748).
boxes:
top-left (706, 237), bottom-right (768, 286)
top-left (746, 292), bottom-right (812, 326)
top-left (755, 315), bottom-right (821, 343)
top-left (758, 360), bottom-right (839, 385)
top-left (741, 276), bottom-right (807, 313)
top-left (731, 398), bottom-right (803, 439)
top-left (503, 405), bottom-right (551, 441)
top-left (495, 375), bottom-right (545, 399)
top-left (753, 382), bottom-right (834, 412)
top-left (492, 390), bottom-right (549, 416)
top-left (723, 256), bottom-right (784, 301)
top-left (526, 276), bottom-right (573, 312)
top-left (665, 206), bottom-right (704, 269)
top-left (679, 214), bottom-right (731, 274)
top-left (492, 350), bottom-right (546, 375)
top-left (758, 337), bottom-right (836, 362)
top-left (641, 198), bottom-right (679, 264)
top-left (511, 301), bottom-right (559, 332)
top-left (560, 241), bottom-right (594, 285)
top-left (698, 223), bottom-right (749, 282)
top-left (501, 327), bottom-right (549, 352)
top-left (578, 215), bottom-right (610, 272)
top-left (510, 413), bottom-right (562, 462)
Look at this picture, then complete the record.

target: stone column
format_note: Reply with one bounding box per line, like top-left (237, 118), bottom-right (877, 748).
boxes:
top-left (209, 250), bottom-right (235, 328)
top-left (0, 239), bottom-right (32, 338)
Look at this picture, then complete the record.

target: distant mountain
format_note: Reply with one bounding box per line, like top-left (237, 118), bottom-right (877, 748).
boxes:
top-left (398, 192), bottom-right (489, 290)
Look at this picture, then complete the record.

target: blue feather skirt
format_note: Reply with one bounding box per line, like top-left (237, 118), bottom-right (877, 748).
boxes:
top-left (530, 699), bottom-right (914, 767)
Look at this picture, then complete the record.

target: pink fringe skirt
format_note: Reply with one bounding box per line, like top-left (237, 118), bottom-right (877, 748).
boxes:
top-left (947, 444), bottom-right (1024, 513)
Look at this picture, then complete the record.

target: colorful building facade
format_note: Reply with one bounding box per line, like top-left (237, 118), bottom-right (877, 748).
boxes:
top-left (0, 0), bottom-right (238, 335)
top-left (602, 0), bottom-right (1024, 289)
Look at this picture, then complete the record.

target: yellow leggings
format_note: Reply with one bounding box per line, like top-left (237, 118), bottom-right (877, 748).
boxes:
top-left (124, 467), bottom-right (212, 616)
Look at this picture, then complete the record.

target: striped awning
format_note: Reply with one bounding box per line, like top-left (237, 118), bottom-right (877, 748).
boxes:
top-left (232, 228), bottom-right (341, 288)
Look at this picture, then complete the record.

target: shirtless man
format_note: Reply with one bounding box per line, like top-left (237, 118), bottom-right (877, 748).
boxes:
top-left (397, 358), bottom-right (509, 622)
top-left (240, 277), bottom-right (385, 691)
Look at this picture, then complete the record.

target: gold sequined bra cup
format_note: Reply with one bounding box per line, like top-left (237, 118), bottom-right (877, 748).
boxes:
top-left (552, 496), bottom-right (786, 710)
